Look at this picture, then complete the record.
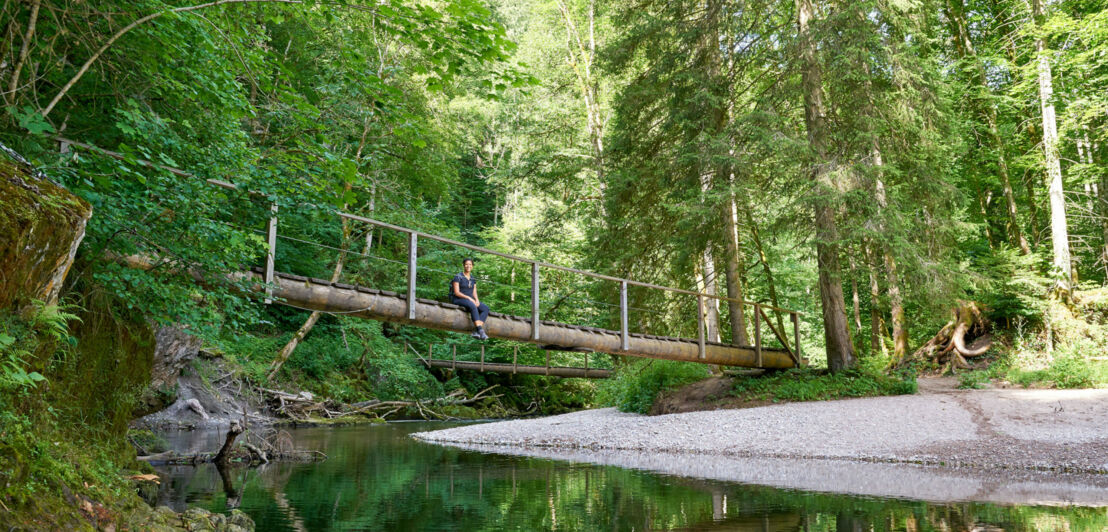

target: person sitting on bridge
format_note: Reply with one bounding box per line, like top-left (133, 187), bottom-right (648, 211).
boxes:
top-left (450, 258), bottom-right (489, 340)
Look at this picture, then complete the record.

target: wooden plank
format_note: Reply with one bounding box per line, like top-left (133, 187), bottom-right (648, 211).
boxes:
top-left (264, 202), bottom-right (277, 304)
top-left (407, 232), bottom-right (417, 320)
top-left (620, 281), bottom-right (629, 351)
top-left (754, 303), bottom-right (762, 368)
top-left (531, 263), bottom-right (540, 341)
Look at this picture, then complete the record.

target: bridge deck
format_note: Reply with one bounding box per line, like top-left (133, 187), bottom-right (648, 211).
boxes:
top-left (256, 269), bottom-right (797, 369)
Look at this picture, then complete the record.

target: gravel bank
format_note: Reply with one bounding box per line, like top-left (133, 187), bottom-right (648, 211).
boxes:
top-left (413, 380), bottom-right (1108, 504)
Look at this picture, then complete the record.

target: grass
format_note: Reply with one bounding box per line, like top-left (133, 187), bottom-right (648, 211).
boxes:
top-left (731, 360), bottom-right (917, 403)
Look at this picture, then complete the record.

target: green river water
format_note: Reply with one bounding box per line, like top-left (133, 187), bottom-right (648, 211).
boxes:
top-left (151, 422), bottom-right (1107, 531)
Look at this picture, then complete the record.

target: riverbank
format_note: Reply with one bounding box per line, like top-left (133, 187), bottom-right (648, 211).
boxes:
top-left (414, 378), bottom-right (1108, 504)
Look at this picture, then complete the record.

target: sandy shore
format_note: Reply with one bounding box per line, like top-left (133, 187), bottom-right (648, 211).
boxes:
top-left (413, 378), bottom-right (1108, 505)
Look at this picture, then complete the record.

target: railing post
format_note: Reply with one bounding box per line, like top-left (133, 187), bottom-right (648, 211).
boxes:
top-left (545, 350), bottom-right (550, 376)
top-left (480, 344), bottom-right (485, 372)
top-left (620, 281), bottom-right (629, 351)
top-left (754, 303), bottom-right (763, 367)
top-left (407, 232), bottom-right (417, 320)
top-left (792, 311), bottom-right (802, 365)
top-left (697, 295), bottom-right (706, 359)
top-left (264, 202), bottom-right (278, 304)
top-left (531, 262), bottom-right (540, 341)
top-left (513, 345), bottom-right (518, 374)
top-left (452, 344), bottom-right (456, 370)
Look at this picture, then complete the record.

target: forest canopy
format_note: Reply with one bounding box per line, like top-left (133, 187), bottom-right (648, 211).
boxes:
top-left (3, 0), bottom-right (1108, 375)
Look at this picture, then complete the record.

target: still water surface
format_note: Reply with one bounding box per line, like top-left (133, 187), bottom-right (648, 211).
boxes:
top-left (152, 422), bottom-right (1107, 531)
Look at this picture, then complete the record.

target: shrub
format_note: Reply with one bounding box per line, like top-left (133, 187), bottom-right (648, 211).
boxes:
top-left (732, 366), bottom-right (917, 403)
top-left (596, 359), bottom-right (710, 414)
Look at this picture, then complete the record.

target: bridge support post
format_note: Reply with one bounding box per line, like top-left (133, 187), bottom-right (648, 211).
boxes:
top-left (531, 263), bottom-right (540, 341)
top-left (620, 281), bottom-right (629, 351)
top-left (697, 295), bottom-right (706, 359)
top-left (480, 344), bottom-right (485, 372)
top-left (407, 232), bottom-right (417, 320)
top-left (264, 202), bottom-right (278, 304)
top-left (792, 312), bottom-right (802, 365)
top-left (754, 303), bottom-right (763, 367)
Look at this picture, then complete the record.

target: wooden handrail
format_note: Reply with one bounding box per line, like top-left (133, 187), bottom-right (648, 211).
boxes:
top-left (62, 135), bottom-right (805, 359)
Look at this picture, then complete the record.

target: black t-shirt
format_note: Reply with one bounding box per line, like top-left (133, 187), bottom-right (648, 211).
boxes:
top-left (450, 272), bottom-right (476, 299)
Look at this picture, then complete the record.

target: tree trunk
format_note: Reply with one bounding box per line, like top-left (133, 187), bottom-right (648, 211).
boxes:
top-left (214, 420), bottom-right (244, 468)
top-left (1032, 0), bottom-right (1072, 293)
top-left (743, 202), bottom-right (788, 337)
top-left (1100, 171), bottom-right (1108, 282)
top-left (870, 146), bottom-right (908, 360)
top-left (556, 0), bottom-right (605, 183)
top-left (945, 0), bottom-right (1029, 254)
top-left (266, 242), bottom-right (347, 381)
top-left (796, 0), bottom-right (856, 371)
top-left (865, 243), bottom-right (886, 357)
top-left (700, 245), bottom-right (722, 342)
top-left (722, 192), bottom-right (750, 345)
top-left (268, 116), bottom-right (373, 381)
top-left (849, 254), bottom-right (862, 334)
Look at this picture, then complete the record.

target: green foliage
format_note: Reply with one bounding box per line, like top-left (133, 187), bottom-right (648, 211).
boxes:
top-left (596, 360), bottom-right (710, 414)
top-left (731, 367), bottom-right (917, 403)
top-left (971, 247), bottom-right (1051, 326)
top-left (957, 370), bottom-right (991, 389)
top-left (0, 302), bottom-right (78, 392)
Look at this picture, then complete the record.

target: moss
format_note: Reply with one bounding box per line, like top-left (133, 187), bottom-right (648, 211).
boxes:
top-left (0, 159), bottom-right (92, 313)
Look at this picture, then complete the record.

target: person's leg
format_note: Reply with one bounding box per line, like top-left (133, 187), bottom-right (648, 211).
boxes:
top-left (454, 298), bottom-right (480, 323)
top-left (475, 303), bottom-right (491, 339)
top-left (453, 299), bottom-right (484, 338)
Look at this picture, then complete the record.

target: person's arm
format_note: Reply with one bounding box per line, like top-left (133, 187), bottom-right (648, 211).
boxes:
top-left (472, 283), bottom-right (480, 306)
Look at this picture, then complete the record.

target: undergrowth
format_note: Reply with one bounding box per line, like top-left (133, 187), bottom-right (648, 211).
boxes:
top-left (597, 359), bottom-right (711, 414)
top-left (731, 358), bottom-right (917, 403)
top-left (0, 305), bottom-right (155, 530)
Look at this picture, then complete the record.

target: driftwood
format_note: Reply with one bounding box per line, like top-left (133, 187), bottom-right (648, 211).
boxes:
top-left (136, 416), bottom-right (323, 466)
top-left (260, 385), bottom-right (503, 421)
top-left (214, 420), bottom-right (244, 468)
top-left (905, 301), bottom-right (993, 371)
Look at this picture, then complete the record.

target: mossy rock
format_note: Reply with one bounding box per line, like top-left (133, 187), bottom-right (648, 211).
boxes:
top-left (0, 156), bottom-right (92, 313)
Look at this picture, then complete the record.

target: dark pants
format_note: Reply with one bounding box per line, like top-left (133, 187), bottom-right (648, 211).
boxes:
top-left (452, 298), bottom-right (489, 324)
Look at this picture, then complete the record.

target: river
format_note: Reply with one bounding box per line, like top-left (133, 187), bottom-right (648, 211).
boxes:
top-left (151, 422), bottom-right (1108, 531)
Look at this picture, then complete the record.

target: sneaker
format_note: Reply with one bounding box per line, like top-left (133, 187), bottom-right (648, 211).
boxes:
top-left (471, 330), bottom-right (483, 339)
top-left (478, 327), bottom-right (489, 340)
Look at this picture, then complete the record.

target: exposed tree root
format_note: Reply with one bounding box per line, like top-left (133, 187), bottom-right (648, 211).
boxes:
top-left (903, 301), bottom-right (993, 371)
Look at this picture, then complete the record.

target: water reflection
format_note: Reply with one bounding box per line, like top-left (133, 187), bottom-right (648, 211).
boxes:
top-left (151, 423), bottom-right (1108, 531)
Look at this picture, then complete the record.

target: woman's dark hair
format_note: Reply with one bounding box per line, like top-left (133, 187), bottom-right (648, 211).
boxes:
top-left (462, 257), bottom-right (475, 266)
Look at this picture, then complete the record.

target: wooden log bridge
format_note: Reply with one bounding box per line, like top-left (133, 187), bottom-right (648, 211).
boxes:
top-left (64, 137), bottom-right (803, 372)
top-left (251, 268), bottom-right (797, 369)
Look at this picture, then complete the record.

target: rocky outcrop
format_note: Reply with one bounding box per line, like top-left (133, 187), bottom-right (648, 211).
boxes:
top-left (0, 143), bottom-right (92, 313)
top-left (151, 326), bottom-right (202, 389)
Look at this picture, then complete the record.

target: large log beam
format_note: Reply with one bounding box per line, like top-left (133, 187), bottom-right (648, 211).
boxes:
top-left (259, 271), bottom-right (795, 369)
